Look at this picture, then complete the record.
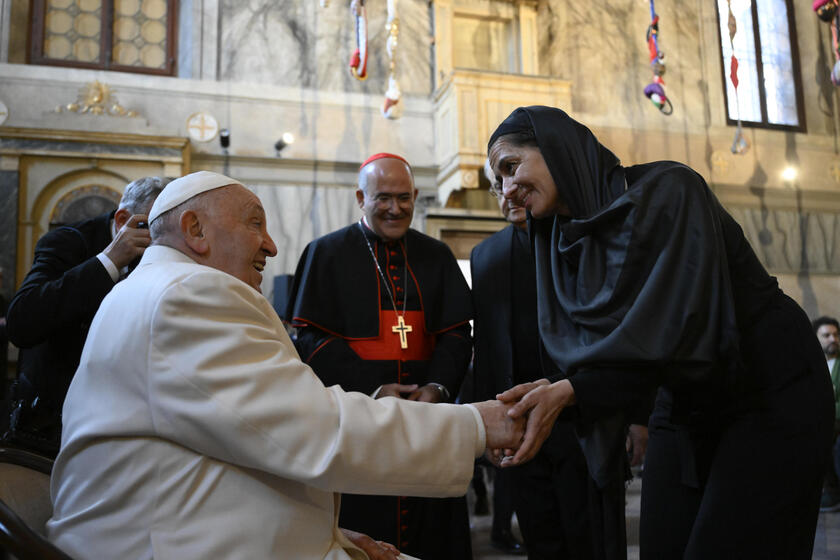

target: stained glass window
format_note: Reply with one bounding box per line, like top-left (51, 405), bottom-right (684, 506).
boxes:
top-left (715, 0), bottom-right (804, 131)
top-left (31, 0), bottom-right (177, 75)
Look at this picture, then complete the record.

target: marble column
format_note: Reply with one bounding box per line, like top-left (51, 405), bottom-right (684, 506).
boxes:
top-left (0, 169), bottom-right (18, 300)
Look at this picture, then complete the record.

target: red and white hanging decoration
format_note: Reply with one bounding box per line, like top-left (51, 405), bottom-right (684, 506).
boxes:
top-left (338, 0), bottom-right (403, 119)
top-left (349, 0), bottom-right (369, 80)
top-left (381, 0), bottom-right (403, 119)
top-left (727, 0), bottom-right (748, 154)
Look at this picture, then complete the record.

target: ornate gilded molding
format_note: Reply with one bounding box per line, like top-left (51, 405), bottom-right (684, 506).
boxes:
top-left (0, 127), bottom-right (188, 150)
top-left (55, 81), bottom-right (140, 118)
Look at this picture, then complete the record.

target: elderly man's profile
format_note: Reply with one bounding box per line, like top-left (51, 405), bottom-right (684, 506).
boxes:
top-left (47, 171), bottom-right (523, 560)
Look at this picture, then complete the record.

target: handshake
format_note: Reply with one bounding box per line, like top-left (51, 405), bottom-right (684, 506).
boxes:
top-left (471, 378), bottom-right (576, 467)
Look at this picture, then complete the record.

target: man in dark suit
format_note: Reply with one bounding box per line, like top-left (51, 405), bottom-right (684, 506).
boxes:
top-left (3, 176), bottom-right (169, 457)
top-left (0, 267), bottom-right (8, 404)
top-left (471, 166), bottom-right (594, 559)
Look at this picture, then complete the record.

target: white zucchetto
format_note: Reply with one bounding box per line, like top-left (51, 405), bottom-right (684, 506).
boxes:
top-left (148, 171), bottom-right (243, 223)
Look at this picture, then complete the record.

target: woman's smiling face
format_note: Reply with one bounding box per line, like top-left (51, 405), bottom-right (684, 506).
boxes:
top-left (488, 138), bottom-right (571, 219)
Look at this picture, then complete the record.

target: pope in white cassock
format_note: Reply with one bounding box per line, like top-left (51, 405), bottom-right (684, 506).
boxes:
top-left (47, 171), bottom-right (523, 560)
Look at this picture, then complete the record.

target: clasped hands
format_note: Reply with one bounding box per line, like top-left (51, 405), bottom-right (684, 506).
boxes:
top-left (474, 377), bottom-right (576, 467)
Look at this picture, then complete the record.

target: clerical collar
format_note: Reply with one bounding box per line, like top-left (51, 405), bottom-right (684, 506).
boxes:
top-left (360, 216), bottom-right (404, 246)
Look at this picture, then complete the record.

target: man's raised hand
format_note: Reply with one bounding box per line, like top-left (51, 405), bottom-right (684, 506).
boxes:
top-left (472, 400), bottom-right (525, 453)
top-left (103, 213), bottom-right (151, 270)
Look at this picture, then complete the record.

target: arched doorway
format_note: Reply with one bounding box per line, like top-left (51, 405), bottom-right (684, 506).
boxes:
top-left (49, 185), bottom-right (122, 229)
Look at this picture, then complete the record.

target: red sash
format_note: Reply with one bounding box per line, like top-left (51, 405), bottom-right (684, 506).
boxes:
top-left (347, 310), bottom-right (435, 361)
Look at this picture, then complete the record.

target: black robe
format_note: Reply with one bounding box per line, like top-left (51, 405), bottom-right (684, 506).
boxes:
top-left (471, 224), bottom-right (595, 559)
top-left (286, 221), bottom-right (473, 559)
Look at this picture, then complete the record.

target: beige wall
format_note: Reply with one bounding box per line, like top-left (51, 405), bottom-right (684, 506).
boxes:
top-left (534, 0), bottom-right (839, 193)
top-left (0, 0), bottom-right (837, 313)
top-left (530, 0), bottom-right (840, 316)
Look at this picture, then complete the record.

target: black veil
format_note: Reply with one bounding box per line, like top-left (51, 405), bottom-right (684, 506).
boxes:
top-left (490, 106), bottom-right (742, 485)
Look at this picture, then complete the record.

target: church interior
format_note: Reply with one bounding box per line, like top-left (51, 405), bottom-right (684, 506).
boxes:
top-left (2, 0), bottom-right (839, 322)
top-left (1, 0), bottom-right (840, 556)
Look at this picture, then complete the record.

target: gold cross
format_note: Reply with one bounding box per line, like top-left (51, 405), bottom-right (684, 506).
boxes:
top-left (711, 151), bottom-right (729, 176)
top-left (392, 315), bottom-right (412, 349)
top-left (189, 114), bottom-right (213, 139)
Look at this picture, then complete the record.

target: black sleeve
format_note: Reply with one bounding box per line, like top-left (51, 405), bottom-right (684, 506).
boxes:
top-left (425, 322), bottom-right (472, 401)
top-left (470, 249), bottom-right (496, 403)
top-left (551, 365), bottom-right (659, 423)
top-left (294, 325), bottom-right (389, 396)
top-left (6, 227), bottom-right (114, 348)
top-left (470, 320), bottom-right (497, 403)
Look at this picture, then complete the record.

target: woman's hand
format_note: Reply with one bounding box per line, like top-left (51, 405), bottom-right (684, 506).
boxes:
top-left (497, 379), bottom-right (575, 466)
top-left (626, 424), bottom-right (649, 467)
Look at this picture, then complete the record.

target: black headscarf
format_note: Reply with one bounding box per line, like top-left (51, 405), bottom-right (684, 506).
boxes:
top-left (488, 107), bottom-right (628, 219)
top-left (490, 105), bottom-right (741, 403)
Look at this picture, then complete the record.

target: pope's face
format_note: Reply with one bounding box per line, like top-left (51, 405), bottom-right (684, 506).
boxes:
top-left (817, 324), bottom-right (840, 358)
top-left (204, 185), bottom-right (277, 292)
top-left (356, 159), bottom-right (418, 243)
top-left (489, 139), bottom-right (570, 219)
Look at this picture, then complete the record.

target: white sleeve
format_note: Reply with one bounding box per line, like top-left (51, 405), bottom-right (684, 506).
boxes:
top-left (96, 252), bottom-right (120, 283)
top-left (148, 273), bottom-right (479, 497)
top-left (464, 404), bottom-right (487, 457)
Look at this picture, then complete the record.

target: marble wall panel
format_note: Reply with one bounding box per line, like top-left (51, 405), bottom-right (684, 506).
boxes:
top-left (537, 0), bottom-right (711, 131)
top-left (728, 206), bottom-right (840, 274)
top-left (0, 63), bottom-right (437, 167)
top-left (536, 0), bottom-right (836, 138)
top-left (249, 182), bottom-right (362, 302)
top-left (775, 272), bottom-right (840, 321)
top-left (217, 0), bottom-right (433, 96)
top-left (0, 170), bottom-right (18, 301)
top-left (177, 0), bottom-right (194, 78)
top-left (0, 138), bottom-right (180, 160)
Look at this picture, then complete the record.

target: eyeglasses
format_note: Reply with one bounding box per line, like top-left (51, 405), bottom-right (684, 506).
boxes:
top-left (488, 186), bottom-right (503, 199)
top-left (370, 193), bottom-right (414, 209)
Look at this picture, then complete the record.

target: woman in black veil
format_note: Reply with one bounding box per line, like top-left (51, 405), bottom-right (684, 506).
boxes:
top-left (490, 106), bottom-right (834, 558)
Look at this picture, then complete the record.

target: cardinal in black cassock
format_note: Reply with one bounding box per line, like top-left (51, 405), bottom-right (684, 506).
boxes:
top-left (286, 153), bottom-right (474, 559)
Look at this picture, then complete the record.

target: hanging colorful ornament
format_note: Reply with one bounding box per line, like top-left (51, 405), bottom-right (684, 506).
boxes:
top-left (813, 0), bottom-right (840, 86)
top-left (814, 0), bottom-right (839, 23)
top-left (829, 11), bottom-right (840, 86)
top-left (381, 0), bottom-right (403, 119)
top-left (727, 0), bottom-right (749, 154)
top-left (643, 3), bottom-right (672, 115)
top-left (349, 0), bottom-right (368, 80)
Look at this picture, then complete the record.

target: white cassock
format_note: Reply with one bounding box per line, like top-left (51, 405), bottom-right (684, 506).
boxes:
top-left (48, 245), bottom-right (484, 559)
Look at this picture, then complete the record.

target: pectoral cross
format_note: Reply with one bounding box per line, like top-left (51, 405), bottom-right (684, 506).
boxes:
top-left (392, 315), bottom-right (412, 349)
